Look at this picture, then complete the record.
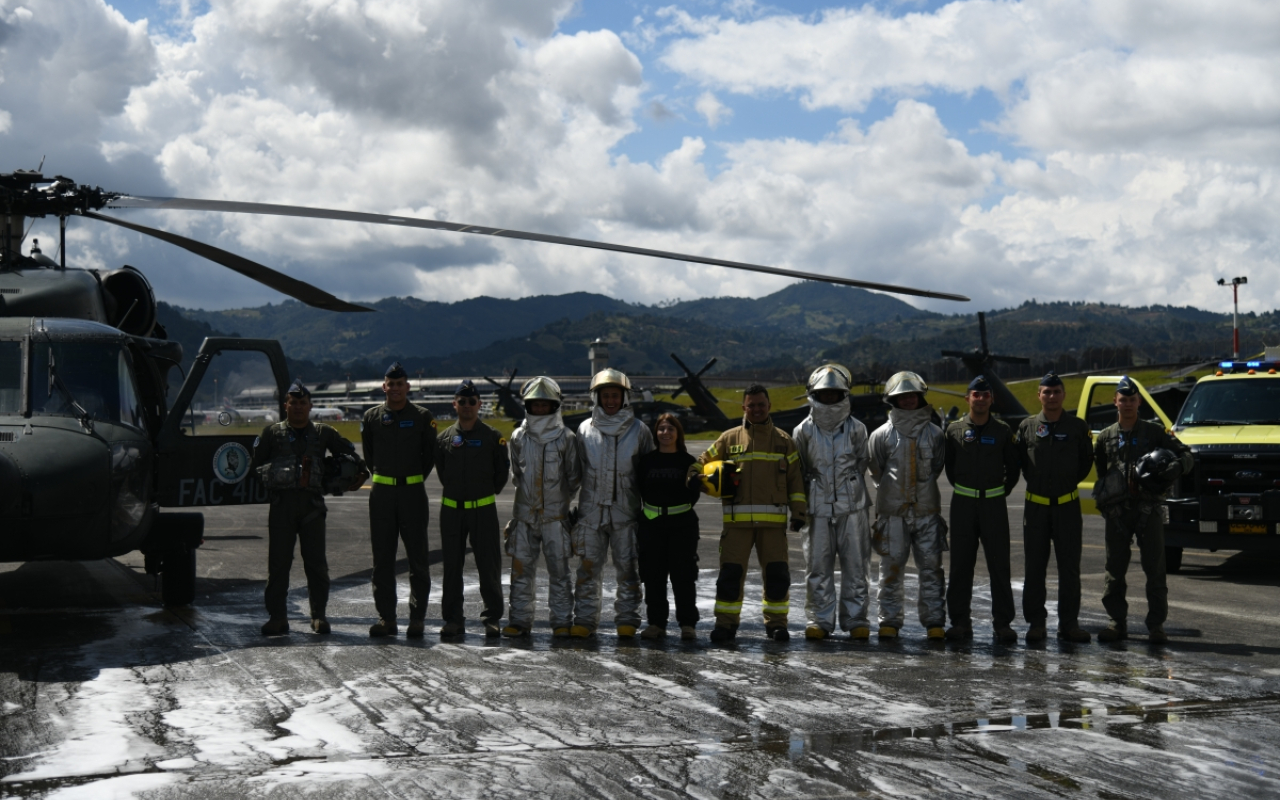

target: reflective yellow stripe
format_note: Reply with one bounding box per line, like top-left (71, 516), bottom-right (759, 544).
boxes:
top-left (787, 451), bottom-right (799, 464)
top-left (1026, 489), bottom-right (1079, 505)
top-left (642, 501), bottom-right (692, 520)
top-left (735, 452), bottom-right (784, 462)
top-left (789, 493), bottom-right (806, 503)
top-left (761, 600), bottom-right (790, 613)
top-left (372, 473), bottom-right (425, 486)
top-left (955, 485), bottom-right (1006, 499)
top-left (706, 444), bottom-right (719, 459)
top-left (714, 601), bottom-right (743, 614)
top-left (724, 512), bottom-right (787, 524)
top-left (442, 495), bottom-right (496, 509)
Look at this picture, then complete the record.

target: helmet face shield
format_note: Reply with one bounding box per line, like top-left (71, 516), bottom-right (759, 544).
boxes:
top-left (808, 365), bottom-right (851, 399)
top-left (520, 376), bottom-right (562, 413)
top-left (885, 371), bottom-right (929, 397)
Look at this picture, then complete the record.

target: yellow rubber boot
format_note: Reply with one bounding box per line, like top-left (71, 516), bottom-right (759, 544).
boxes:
top-left (616, 625), bottom-right (637, 638)
top-left (878, 626), bottom-right (899, 639)
top-left (805, 626), bottom-right (829, 640)
top-left (569, 625), bottom-right (594, 638)
top-left (552, 627), bottom-right (571, 638)
top-left (926, 626), bottom-right (945, 640)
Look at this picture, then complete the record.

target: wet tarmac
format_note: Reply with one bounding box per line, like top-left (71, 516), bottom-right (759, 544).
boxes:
top-left (4, 448), bottom-right (1280, 798)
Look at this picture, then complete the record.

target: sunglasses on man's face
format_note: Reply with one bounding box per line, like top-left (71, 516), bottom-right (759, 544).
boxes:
top-left (455, 397), bottom-right (479, 406)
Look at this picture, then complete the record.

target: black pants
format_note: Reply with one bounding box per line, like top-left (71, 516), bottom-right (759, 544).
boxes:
top-left (1022, 500), bottom-right (1083, 631)
top-left (1102, 505), bottom-right (1167, 629)
top-left (440, 504), bottom-right (504, 627)
top-left (946, 496), bottom-right (1015, 629)
top-left (264, 491), bottom-right (328, 619)
top-left (369, 483), bottom-right (431, 622)
top-left (637, 515), bottom-right (700, 627)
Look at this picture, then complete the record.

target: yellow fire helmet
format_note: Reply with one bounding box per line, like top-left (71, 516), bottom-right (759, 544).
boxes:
top-left (700, 460), bottom-right (739, 498)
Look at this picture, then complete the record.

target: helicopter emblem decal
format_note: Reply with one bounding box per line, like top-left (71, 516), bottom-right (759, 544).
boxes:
top-left (213, 442), bottom-right (251, 485)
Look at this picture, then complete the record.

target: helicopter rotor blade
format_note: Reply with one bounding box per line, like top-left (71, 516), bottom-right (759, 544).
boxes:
top-left (978, 311), bottom-right (989, 355)
top-left (696, 357), bottom-right (718, 378)
top-left (482, 375), bottom-right (504, 391)
top-left (670, 353), bottom-right (695, 375)
top-left (81, 211), bottom-right (374, 313)
top-left (107, 196), bottom-right (970, 302)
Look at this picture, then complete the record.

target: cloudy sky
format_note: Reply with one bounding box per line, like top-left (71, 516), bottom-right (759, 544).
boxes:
top-left (2, 0), bottom-right (1277, 314)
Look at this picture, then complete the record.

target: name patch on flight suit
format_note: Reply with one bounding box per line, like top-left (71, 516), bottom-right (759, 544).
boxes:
top-left (466, 439), bottom-right (482, 447)
top-left (400, 420), bottom-right (414, 428)
top-left (1054, 433), bottom-right (1068, 441)
top-left (980, 436), bottom-right (996, 445)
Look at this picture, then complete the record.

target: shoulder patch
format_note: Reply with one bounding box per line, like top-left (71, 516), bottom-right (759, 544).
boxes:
top-left (498, 437), bottom-right (507, 446)
top-left (431, 419), bottom-right (438, 429)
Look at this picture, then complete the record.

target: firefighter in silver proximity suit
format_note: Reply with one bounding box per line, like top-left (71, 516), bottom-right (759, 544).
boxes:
top-left (867, 371), bottom-right (948, 640)
top-left (572, 369), bottom-right (655, 638)
top-left (502, 377), bottom-right (583, 638)
top-left (792, 365), bottom-right (874, 641)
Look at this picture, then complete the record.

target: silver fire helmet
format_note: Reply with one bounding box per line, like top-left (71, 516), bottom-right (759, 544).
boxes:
top-left (884, 371), bottom-right (928, 397)
top-left (590, 368), bottom-right (631, 395)
top-left (520, 376), bottom-right (562, 410)
top-left (807, 364), bottom-right (852, 395)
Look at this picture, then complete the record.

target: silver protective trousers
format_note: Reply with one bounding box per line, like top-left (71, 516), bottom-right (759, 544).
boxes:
top-left (573, 515), bottom-right (641, 630)
top-left (507, 520), bottom-right (574, 629)
top-left (875, 514), bottom-right (947, 629)
top-left (805, 510), bottom-right (872, 632)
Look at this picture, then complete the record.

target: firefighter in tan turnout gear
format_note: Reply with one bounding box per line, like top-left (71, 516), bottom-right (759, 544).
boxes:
top-left (691, 384), bottom-right (806, 642)
top-left (792, 365), bottom-right (874, 641)
top-left (572, 369), bottom-right (655, 638)
top-left (868, 371), bottom-right (948, 640)
top-left (503, 377), bottom-right (583, 638)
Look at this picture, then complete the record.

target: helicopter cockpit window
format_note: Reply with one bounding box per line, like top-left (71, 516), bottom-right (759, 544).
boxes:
top-left (118, 350), bottom-right (144, 429)
top-left (0, 341), bottom-right (20, 413)
top-left (31, 343), bottom-right (142, 427)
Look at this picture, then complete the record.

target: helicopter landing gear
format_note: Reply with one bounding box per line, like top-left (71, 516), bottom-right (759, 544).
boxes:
top-left (162, 541), bottom-right (197, 607)
top-left (147, 512), bottom-right (203, 607)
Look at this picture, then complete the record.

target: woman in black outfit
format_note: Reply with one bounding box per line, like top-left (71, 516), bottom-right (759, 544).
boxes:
top-left (637, 413), bottom-right (701, 640)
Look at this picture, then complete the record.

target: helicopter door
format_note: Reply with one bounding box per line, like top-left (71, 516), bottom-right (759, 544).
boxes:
top-left (155, 338), bottom-right (290, 508)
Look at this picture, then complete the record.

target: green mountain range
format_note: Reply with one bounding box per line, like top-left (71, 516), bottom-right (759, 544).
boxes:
top-left (158, 283), bottom-right (1278, 383)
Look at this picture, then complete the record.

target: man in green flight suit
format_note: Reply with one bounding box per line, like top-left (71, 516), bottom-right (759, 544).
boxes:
top-left (944, 375), bottom-right (1021, 643)
top-left (436, 380), bottom-right (510, 638)
top-left (1016, 372), bottom-right (1093, 643)
top-left (362, 362), bottom-right (437, 637)
top-left (254, 380), bottom-right (361, 636)
top-left (1093, 376), bottom-right (1192, 643)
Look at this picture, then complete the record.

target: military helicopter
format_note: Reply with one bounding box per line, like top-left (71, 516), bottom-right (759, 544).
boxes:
top-left (941, 311), bottom-right (1032, 421)
top-left (0, 168), bottom-right (966, 605)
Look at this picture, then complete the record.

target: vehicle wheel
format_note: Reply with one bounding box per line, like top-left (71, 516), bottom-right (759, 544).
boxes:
top-left (162, 542), bottom-right (197, 607)
top-left (1165, 545), bottom-right (1184, 574)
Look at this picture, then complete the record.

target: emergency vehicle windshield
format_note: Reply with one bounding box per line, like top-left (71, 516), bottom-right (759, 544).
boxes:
top-left (1176, 379), bottom-right (1280, 426)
